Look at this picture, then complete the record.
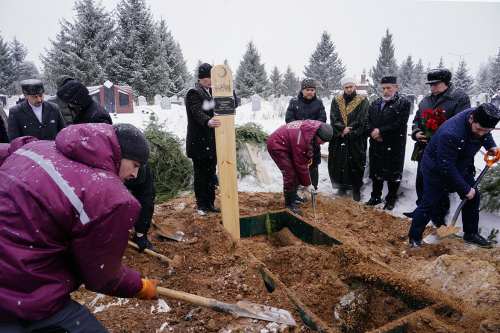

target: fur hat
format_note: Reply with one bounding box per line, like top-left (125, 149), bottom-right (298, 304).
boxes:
top-left (301, 78), bottom-right (316, 90)
top-left (317, 123), bottom-right (334, 142)
top-left (381, 76), bottom-right (397, 84)
top-left (56, 80), bottom-right (91, 109)
top-left (20, 79), bottom-right (44, 95)
top-left (198, 63), bottom-right (213, 79)
top-left (472, 103), bottom-right (500, 129)
top-left (112, 123), bottom-right (150, 164)
top-left (426, 68), bottom-right (452, 85)
top-left (341, 76), bottom-right (356, 86)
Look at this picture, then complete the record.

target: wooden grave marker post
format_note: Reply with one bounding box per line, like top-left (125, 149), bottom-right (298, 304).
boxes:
top-left (211, 65), bottom-right (240, 239)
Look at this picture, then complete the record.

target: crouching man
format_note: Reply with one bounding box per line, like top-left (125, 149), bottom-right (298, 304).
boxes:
top-left (0, 123), bottom-right (159, 332)
top-left (267, 120), bottom-right (333, 215)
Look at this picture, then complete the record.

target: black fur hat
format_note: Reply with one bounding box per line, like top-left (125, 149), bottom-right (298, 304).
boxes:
top-left (198, 63), bottom-right (212, 79)
top-left (20, 79), bottom-right (44, 95)
top-left (426, 68), bottom-right (452, 85)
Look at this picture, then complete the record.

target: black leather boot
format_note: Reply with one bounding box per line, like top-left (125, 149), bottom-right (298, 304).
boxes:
top-left (285, 189), bottom-right (303, 215)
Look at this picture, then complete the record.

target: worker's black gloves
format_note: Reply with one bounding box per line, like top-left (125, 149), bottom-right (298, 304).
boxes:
top-left (133, 233), bottom-right (158, 253)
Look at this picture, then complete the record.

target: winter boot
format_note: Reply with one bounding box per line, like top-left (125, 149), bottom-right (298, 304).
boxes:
top-left (285, 189), bottom-right (303, 216)
top-left (384, 181), bottom-right (399, 210)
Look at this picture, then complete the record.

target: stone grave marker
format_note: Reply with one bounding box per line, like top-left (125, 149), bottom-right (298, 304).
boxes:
top-left (154, 94), bottom-right (162, 105)
top-left (161, 97), bottom-right (171, 110)
top-left (251, 94), bottom-right (261, 111)
top-left (138, 96), bottom-right (147, 106)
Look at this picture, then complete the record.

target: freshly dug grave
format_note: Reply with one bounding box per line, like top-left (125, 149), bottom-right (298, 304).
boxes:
top-left (70, 191), bottom-right (500, 332)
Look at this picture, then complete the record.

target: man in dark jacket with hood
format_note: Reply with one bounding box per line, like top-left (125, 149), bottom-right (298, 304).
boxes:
top-left (47, 75), bottom-right (77, 125)
top-left (408, 103), bottom-right (499, 248)
top-left (364, 76), bottom-right (411, 210)
top-left (186, 63), bottom-right (222, 216)
top-left (285, 77), bottom-right (326, 199)
top-left (404, 69), bottom-right (471, 223)
top-left (57, 80), bottom-right (112, 125)
top-left (0, 123), bottom-right (160, 332)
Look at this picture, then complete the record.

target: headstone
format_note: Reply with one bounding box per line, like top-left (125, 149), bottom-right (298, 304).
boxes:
top-left (179, 97), bottom-right (185, 106)
top-left (161, 97), bottom-right (171, 110)
top-left (491, 94), bottom-right (500, 109)
top-left (154, 94), bottom-right (162, 105)
top-left (279, 96), bottom-right (286, 104)
top-left (241, 98), bottom-right (249, 105)
top-left (273, 98), bottom-right (281, 112)
top-left (138, 96), bottom-right (147, 106)
top-left (477, 93), bottom-right (490, 105)
top-left (251, 94), bottom-right (261, 111)
top-left (170, 95), bottom-right (178, 102)
top-left (268, 95), bottom-right (274, 103)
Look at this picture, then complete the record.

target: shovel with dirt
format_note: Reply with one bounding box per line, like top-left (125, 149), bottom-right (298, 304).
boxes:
top-left (156, 286), bottom-right (296, 325)
top-left (424, 151), bottom-right (500, 244)
top-left (308, 192), bottom-right (324, 220)
top-left (152, 218), bottom-right (183, 242)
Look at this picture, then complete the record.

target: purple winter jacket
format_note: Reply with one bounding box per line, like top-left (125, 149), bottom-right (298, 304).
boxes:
top-left (266, 120), bottom-right (323, 186)
top-left (0, 123), bottom-right (143, 322)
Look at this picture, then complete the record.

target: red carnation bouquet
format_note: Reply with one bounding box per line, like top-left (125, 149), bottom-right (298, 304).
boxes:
top-left (411, 108), bottom-right (447, 162)
top-left (421, 108), bottom-right (446, 139)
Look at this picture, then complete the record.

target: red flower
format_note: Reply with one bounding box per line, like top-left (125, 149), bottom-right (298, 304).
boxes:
top-left (421, 108), bottom-right (448, 139)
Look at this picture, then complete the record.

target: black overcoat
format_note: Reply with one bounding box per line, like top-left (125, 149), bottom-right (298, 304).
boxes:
top-left (8, 100), bottom-right (66, 142)
top-left (364, 92), bottom-right (411, 182)
top-left (185, 82), bottom-right (216, 160)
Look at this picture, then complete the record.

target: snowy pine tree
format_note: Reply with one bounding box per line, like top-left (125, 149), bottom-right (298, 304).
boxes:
top-left (454, 59), bottom-right (475, 94)
top-left (489, 48), bottom-right (500, 95)
top-left (303, 31), bottom-right (345, 98)
top-left (269, 66), bottom-right (283, 97)
top-left (437, 56), bottom-right (445, 69)
top-left (42, 0), bottom-right (116, 90)
top-left (190, 60), bottom-right (204, 88)
top-left (157, 19), bottom-right (190, 97)
top-left (8, 37), bottom-right (39, 94)
top-left (368, 29), bottom-right (398, 96)
top-left (0, 34), bottom-right (13, 95)
top-left (113, 0), bottom-right (170, 100)
top-left (398, 55), bottom-right (414, 94)
top-left (412, 59), bottom-right (427, 96)
top-left (475, 60), bottom-right (493, 95)
top-left (234, 40), bottom-right (268, 98)
top-left (282, 66), bottom-right (299, 96)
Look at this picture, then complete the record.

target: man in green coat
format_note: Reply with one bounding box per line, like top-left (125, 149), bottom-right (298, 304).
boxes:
top-left (328, 76), bottom-right (370, 201)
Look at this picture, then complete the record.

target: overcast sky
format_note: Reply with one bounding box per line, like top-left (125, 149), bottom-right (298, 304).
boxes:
top-left (1, 0), bottom-right (500, 82)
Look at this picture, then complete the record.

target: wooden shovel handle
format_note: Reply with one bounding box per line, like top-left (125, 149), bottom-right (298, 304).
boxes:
top-left (128, 240), bottom-right (171, 263)
top-left (156, 286), bottom-right (211, 308)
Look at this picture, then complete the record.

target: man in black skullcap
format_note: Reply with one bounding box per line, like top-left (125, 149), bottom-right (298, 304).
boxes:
top-left (404, 69), bottom-right (471, 221)
top-left (185, 63), bottom-right (222, 216)
top-left (8, 79), bottom-right (66, 142)
top-left (285, 77), bottom-right (326, 199)
top-left (364, 76), bottom-right (411, 210)
top-left (408, 103), bottom-right (499, 248)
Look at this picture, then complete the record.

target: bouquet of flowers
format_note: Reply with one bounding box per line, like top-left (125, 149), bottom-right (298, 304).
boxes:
top-left (411, 108), bottom-right (447, 162)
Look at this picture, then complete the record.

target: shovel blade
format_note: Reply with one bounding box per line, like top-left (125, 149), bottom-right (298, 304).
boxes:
top-left (235, 301), bottom-right (296, 326)
top-left (156, 226), bottom-right (183, 242)
top-left (423, 226), bottom-right (461, 244)
top-left (423, 231), bottom-right (446, 244)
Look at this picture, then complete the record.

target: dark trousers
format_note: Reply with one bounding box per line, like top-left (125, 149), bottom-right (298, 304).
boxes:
top-left (371, 178), bottom-right (400, 201)
top-left (192, 158), bottom-right (217, 208)
top-left (125, 163), bottom-right (156, 235)
top-left (0, 300), bottom-right (108, 332)
top-left (416, 162), bottom-right (449, 224)
top-left (408, 172), bottom-right (480, 241)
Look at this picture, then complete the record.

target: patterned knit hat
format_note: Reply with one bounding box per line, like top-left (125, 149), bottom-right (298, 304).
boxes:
top-left (112, 123), bottom-right (150, 164)
top-left (317, 123), bottom-right (334, 142)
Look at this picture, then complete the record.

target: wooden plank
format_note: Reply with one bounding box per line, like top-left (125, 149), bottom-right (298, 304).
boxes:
top-left (245, 142), bottom-right (270, 185)
top-left (211, 65), bottom-right (240, 239)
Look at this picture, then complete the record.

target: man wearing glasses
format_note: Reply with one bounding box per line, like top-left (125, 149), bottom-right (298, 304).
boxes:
top-left (408, 103), bottom-right (500, 248)
top-left (8, 79), bottom-right (66, 142)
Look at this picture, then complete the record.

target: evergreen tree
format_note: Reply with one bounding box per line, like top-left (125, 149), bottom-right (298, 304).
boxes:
top-left (398, 55), bottom-right (414, 94)
top-left (42, 0), bottom-right (116, 90)
top-left (489, 48), bottom-right (500, 95)
top-left (303, 31), bottom-right (345, 98)
top-left (269, 66), bottom-right (283, 96)
top-left (8, 37), bottom-right (39, 94)
top-left (282, 66), bottom-right (299, 96)
top-left (475, 60), bottom-right (492, 95)
top-left (368, 29), bottom-right (398, 96)
top-left (234, 40), bottom-right (268, 98)
top-left (0, 34), bottom-right (14, 95)
top-left (437, 56), bottom-right (445, 68)
top-left (157, 18), bottom-right (190, 97)
top-left (454, 59), bottom-right (474, 94)
top-left (113, 0), bottom-right (169, 100)
top-left (412, 59), bottom-right (427, 96)
top-left (190, 60), bottom-right (204, 88)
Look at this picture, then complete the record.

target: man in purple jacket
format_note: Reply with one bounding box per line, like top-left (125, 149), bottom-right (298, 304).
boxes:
top-left (267, 120), bottom-right (333, 215)
top-left (0, 123), bottom-right (159, 332)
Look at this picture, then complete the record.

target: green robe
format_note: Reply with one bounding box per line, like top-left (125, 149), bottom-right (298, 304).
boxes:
top-left (328, 93), bottom-right (369, 190)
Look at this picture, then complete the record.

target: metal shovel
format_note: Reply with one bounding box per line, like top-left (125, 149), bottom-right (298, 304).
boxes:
top-left (308, 192), bottom-right (324, 220)
top-left (152, 219), bottom-right (183, 242)
top-left (424, 151), bottom-right (500, 244)
top-left (156, 286), bottom-right (296, 325)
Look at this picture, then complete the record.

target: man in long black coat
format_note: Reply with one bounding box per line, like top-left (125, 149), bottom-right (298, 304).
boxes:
top-left (404, 69), bottom-right (471, 222)
top-left (364, 76), bottom-right (411, 210)
top-left (285, 77), bottom-right (326, 196)
top-left (185, 63), bottom-right (222, 216)
top-left (8, 79), bottom-right (66, 142)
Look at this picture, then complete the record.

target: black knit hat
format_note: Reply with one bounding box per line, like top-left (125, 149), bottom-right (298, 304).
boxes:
top-left (426, 68), bottom-right (452, 85)
top-left (198, 63), bottom-right (212, 79)
top-left (21, 79), bottom-right (44, 95)
top-left (301, 78), bottom-right (316, 90)
top-left (112, 123), bottom-right (150, 164)
top-left (57, 80), bottom-right (91, 108)
top-left (381, 76), bottom-right (397, 84)
top-left (317, 123), bottom-right (334, 142)
top-left (472, 103), bottom-right (500, 129)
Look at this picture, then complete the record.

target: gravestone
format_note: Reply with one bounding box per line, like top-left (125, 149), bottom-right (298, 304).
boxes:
top-left (476, 93), bottom-right (490, 105)
top-left (491, 94), bottom-right (500, 109)
top-left (268, 95), bottom-right (274, 103)
top-left (170, 95), bottom-right (178, 102)
top-left (138, 96), bottom-right (147, 106)
top-left (154, 94), bottom-right (162, 105)
top-left (241, 98), bottom-right (249, 105)
top-left (251, 94), bottom-right (261, 111)
top-left (161, 97), bottom-right (171, 110)
top-left (273, 98), bottom-right (281, 112)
